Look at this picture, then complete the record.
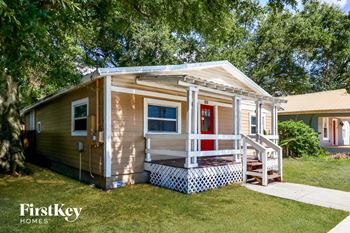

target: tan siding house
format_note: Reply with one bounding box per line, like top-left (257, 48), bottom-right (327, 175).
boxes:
top-left (23, 61), bottom-right (284, 192)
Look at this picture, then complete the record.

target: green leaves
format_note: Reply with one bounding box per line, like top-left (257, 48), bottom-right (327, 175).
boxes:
top-left (279, 120), bottom-right (322, 157)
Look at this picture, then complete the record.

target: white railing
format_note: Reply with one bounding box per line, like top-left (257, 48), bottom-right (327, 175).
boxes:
top-left (257, 134), bottom-right (283, 179)
top-left (242, 133), bottom-right (283, 186)
top-left (144, 133), bottom-right (241, 165)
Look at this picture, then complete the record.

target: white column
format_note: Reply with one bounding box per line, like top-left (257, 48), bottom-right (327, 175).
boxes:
top-left (255, 100), bottom-right (263, 160)
top-left (145, 138), bottom-right (151, 162)
top-left (214, 105), bottom-right (218, 150)
top-left (192, 88), bottom-right (199, 166)
top-left (104, 76), bottom-right (112, 178)
top-left (185, 86), bottom-right (198, 168)
top-left (256, 100), bottom-right (263, 135)
top-left (232, 96), bottom-right (241, 161)
top-left (271, 103), bottom-right (278, 139)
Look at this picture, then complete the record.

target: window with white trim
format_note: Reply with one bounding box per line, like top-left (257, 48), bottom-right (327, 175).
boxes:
top-left (144, 98), bottom-right (181, 134)
top-left (71, 98), bottom-right (88, 136)
top-left (249, 113), bottom-right (266, 134)
top-left (322, 117), bottom-right (329, 140)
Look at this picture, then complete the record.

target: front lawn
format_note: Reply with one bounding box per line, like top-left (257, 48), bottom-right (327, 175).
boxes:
top-left (0, 163), bottom-right (347, 233)
top-left (284, 157), bottom-right (350, 192)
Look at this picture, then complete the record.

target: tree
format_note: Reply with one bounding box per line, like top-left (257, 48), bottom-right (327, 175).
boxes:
top-left (0, 0), bottom-right (83, 174)
top-left (0, 0), bottom-right (257, 173)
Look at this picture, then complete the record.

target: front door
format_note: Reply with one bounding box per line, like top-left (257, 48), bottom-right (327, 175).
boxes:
top-left (332, 120), bottom-right (337, 145)
top-left (200, 104), bottom-right (214, 151)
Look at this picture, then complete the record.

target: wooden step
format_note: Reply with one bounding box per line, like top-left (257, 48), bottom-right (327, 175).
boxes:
top-left (247, 162), bottom-right (262, 166)
top-left (252, 168), bottom-right (274, 175)
top-left (268, 173), bottom-right (281, 181)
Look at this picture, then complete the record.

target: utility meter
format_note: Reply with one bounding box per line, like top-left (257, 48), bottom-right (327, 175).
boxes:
top-left (77, 141), bottom-right (84, 152)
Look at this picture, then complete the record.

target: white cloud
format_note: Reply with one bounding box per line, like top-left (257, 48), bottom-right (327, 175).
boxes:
top-left (319, 0), bottom-right (348, 8)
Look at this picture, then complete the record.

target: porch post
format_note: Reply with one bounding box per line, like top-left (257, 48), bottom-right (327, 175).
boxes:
top-left (192, 88), bottom-right (199, 166)
top-left (185, 86), bottom-right (198, 168)
top-left (271, 103), bottom-right (278, 142)
top-left (232, 96), bottom-right (241, 161)
top-left (256, 100), bottom-right (263, 136)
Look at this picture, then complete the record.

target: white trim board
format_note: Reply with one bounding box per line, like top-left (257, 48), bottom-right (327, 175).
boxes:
top-left (104, 76), bottom-right (112, 178)
top-left (111, 86), bottom-right (270, 113)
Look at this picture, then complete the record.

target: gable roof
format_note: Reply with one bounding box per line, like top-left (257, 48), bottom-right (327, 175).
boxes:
top-left (97, 60), bottom-right (271, 96)
top-left (21, 61), bottom-right (275, 114)
top-left (279, 89), bottom-right (350, 115)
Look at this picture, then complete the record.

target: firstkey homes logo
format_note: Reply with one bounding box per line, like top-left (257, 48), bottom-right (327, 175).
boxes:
top-left (19, 203), bottom-right (82, 224)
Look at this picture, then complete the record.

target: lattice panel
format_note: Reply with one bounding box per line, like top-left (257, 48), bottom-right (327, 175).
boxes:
top-left (145, 162), bottom-right (243, 193)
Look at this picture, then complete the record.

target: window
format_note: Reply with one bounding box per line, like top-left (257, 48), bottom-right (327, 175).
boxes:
top-left (322, 117), bottom-right (329, 140)
top-left (249, 113), bottom-right (266, 134)
top-left (36, 121), bottom-right (41, 133)
top-left (71, 98), bottom-right (88, 136)
top-left (144, 98), bottom-right (181, 134)
top-left (250, 114), bottom-right (257, 134)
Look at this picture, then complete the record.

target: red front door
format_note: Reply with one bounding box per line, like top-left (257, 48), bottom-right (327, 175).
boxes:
top-left (201, 104), bottom-right (215, 151)
top-left (332, 120), bottom-right (336, 145)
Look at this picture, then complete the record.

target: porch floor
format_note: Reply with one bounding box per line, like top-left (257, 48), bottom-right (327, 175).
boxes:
top-left (150, 156), bottom-right (239, 169)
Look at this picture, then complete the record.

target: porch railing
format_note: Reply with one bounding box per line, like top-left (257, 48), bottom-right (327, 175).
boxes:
top-left (144, 133), bottom-right (241, 166)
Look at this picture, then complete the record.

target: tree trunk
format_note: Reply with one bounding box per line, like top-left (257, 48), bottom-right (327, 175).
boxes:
top-left (0, 71), bottom-right (25, 174)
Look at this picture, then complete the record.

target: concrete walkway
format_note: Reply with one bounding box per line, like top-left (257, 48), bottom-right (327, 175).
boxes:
top-left (244, 182), bottom-right (350, 212)
top-left (328, 215), bottom-right (350, 233)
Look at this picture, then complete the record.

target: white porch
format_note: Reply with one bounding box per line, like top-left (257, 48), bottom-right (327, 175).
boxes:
top-left (142, 75), bottom-right (284, 193)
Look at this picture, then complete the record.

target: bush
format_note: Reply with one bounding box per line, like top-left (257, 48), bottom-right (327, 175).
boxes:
top-left (278, 120), bottom-right (321, 157)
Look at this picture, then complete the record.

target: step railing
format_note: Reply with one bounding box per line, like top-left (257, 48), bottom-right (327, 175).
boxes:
top-left (241, 134), bottom-right (268, 186)
top-left (257, 134), bottom-right (283, 179)
top-left (242, 133), bottom-right (283, 186)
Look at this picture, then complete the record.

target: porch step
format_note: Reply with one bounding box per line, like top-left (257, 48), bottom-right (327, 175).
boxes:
top-left (246, 172), bottom-right (281, 185)
top-left (268, 173), bottom-right (281, 181)
top-left (252, 168), bottom-right (274, 175)
top-left (247, 161), bottom-right (262, 171)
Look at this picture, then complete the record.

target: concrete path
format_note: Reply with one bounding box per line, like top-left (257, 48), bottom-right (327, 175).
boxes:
top-left (243, 182), bottom-right (350, 212)
top-left (328, 215), bottom-right (350, 233)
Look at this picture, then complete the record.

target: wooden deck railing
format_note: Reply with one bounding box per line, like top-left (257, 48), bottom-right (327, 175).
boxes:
top-left (144, 133), bottom-right (241, 164)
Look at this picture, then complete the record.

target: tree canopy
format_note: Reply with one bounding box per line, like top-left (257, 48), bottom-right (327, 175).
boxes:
top-left (0, 0), bottom-right (349, 172)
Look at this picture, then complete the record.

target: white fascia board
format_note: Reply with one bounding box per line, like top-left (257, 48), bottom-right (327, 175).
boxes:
top-left (97, 61), bottom-right (228, 76)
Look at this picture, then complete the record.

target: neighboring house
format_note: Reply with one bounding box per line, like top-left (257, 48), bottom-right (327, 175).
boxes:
top-left (279, 89), bottom-right (350, 153)
top-left (22, 61), bottom-right (284, 193)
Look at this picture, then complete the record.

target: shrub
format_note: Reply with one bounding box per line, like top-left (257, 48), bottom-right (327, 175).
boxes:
top-left (278, 120), bottom-right (321, 157)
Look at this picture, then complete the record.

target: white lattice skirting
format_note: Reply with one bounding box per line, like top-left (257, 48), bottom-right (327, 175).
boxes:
top-left (144, 162), bottom-right (243, 193)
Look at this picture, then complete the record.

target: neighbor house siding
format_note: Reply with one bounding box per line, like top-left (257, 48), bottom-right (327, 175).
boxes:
top-left (24, 81), bottom-right (104, 177)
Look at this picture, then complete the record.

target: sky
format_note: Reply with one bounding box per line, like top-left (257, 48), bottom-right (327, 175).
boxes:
top-left (260, 0), bottom-right (350, 12)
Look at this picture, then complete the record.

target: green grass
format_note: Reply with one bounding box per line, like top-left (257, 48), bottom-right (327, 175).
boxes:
top-left (284, 157), bottom-right (350, 192)
top-left (0, 163), bottom-right (347, 233)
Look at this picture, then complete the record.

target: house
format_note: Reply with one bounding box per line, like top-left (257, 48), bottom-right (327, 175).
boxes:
top-left (279, 89), bottom-right (350, 153)
top-left (22, 61), bottom-right (284, 193)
